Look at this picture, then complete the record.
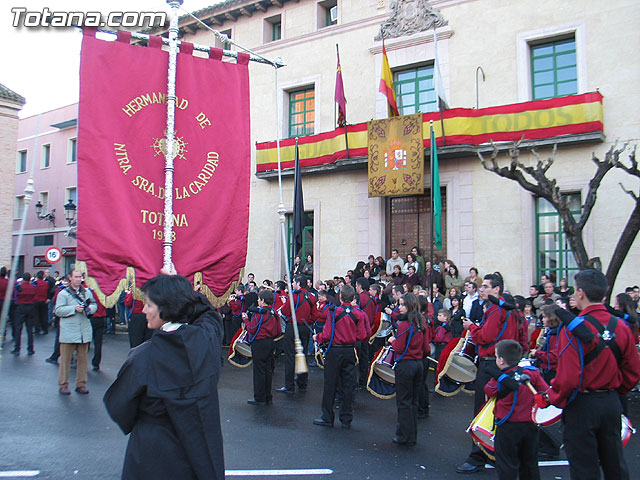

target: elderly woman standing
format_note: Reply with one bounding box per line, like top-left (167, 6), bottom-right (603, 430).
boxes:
top-left (104, 274), bottom-right (225, 480)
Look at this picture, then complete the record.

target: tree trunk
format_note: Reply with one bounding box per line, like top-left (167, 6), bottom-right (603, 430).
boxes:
top-left (604, 198), bottom-right (640, 302)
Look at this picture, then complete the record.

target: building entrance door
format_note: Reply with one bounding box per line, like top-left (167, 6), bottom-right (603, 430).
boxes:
top-left (387, 189), bottom-right (446, 260)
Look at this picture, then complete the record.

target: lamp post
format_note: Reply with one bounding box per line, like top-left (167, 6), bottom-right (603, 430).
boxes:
top-left (64, 199), bottom-right (77, 238)
top-left (34, 201), bottom-right (55, 226)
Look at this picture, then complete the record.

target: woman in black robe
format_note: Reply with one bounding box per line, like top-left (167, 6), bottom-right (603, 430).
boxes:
top-left (104, 274), bottom-right (225, 480)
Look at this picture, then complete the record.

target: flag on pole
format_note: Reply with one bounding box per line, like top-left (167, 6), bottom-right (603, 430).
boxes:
top-left (431, 124), bottom-right (442, 249)
top-left (379, 42), bottom-right (399, 117)
top-left (335, 45), bottom-right (347, 127)
top-left (292, 138), bottom-right (305, 266)
top-left (433, 28), bottom-right (448, 111)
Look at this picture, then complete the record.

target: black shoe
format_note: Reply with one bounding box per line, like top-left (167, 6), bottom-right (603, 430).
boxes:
top-left (92, 365), bottom-right (100, 371)
top-left (417, 411), bottom-right (429, 418)
top-left (455, 462), bottom-right (484, 474)
top-left (297, 384), bottom-right (307, 391)
top-left (341, 422), bottom-right (351, 429)
top-left (276, 387), bottom-right (295, 396)
top-left (27, 350), bottom-right (35, 356)
top-left (392, 436), bottom-right (415, 446)
top-left (313, 418), bottom-right (333, 427)
top-left (247, 399), bottom-right (268, 406)
top-left (538, 452), bottom-right (559, 460)
top-left (45, 357), bottom-right (58, 365)
top-left (10, 348), bottom-right (19, 355)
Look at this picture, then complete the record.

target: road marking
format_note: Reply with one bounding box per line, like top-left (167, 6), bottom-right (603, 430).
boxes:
top-left (485, 460), bottom-right (569, 469)
top-left (225, 469), bottom-right (333, 476)
top-left (0, 472), bottom-right (41, 478)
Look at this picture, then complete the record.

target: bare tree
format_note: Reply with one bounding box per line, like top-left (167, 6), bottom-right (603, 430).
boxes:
top-left (478, 141), bottom-right (639, 300)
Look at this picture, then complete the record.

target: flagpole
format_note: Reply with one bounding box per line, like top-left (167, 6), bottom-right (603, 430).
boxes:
top-left (161, 0), bottom-right (182, 271)
top-left (433, 28), bottom-right (447, 146)
top-left (336, 44), bottom-right (350, 159)
top-left (274, 69), bottom-right (308, 375)
top-left (429, 121), bottom-right (435, 296)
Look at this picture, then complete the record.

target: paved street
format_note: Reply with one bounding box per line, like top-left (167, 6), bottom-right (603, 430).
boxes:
top-left (0, 331), bottom-right (639, 479)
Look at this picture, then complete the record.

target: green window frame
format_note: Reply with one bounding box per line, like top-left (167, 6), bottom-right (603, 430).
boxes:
top-left (286, 212), bottom-right (314, 272)
top-left (536, 193), bottom-right (581, 286)
top-left (393, 65), bottom-right (437, 115)
top-left (272, 21), bottom-right (281, 41)
top-left (531, 37), bottom-right (577, 100)
top-left (289, 88), bottom-right (315, 138)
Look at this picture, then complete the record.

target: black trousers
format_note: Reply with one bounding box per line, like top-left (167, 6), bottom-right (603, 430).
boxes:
top-left (395, 359), bottom-right (423, 444)
top-left (283, 322), bottom-right (310, 390)
top-left (34, 301), bottom-right (48, 333)
top-left (494, 422), bottom-right (540, 480)
top-left (417, 357), bottom-right (430, 416)
top-left (128, 313), bottom-right (151, 348)
top-left (50, 320), bottom-right (60, 360)
top-left (321, 345), bottom-right (356, 424)
top-left (467, 358), bottom-right (494, 465)
top-left (251, 337), bottom-right (276, 402)
top-left (563, 390), bottom-right (629, 480)
top-left (357, 340), bottom-right (369, 387)
top-left (13, 304), bottom-right (36, 352)
top-left (90, 316), bottom-right (105, 367)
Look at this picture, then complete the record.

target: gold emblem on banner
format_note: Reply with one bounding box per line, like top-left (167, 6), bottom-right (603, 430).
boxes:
top-left (367, 113), bottom-right (424, 197)
top-left (150, 129), bottom-right (189, 160)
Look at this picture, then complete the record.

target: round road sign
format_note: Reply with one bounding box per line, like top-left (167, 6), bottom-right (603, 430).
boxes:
top-left (45, 247), bottom-right (62, 264)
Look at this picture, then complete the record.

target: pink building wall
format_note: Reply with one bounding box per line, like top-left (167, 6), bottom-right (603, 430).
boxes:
top-left (13, 103), bottom-right (78, 276)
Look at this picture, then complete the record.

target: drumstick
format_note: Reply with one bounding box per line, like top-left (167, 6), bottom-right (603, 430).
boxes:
top-left (523, 380), bottom-right (538, 395)
top-left (426, 356), bottom-right (438, 364)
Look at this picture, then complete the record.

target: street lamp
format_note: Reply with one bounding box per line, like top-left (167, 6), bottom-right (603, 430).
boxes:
top-left (64, 199), bottom-right (77, 238)
top-left (34, 201), bottom-right (56, 226)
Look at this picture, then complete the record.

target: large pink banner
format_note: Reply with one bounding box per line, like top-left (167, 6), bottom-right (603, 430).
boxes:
top-left (77, 30), bottom-right (250, 302)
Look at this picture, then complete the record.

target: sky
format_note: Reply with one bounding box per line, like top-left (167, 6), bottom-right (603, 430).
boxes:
top-left (1, 0), bottom-right (218, 118)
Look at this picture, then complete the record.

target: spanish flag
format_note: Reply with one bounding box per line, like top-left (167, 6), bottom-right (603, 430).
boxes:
top-left (379, 42), bottom-right (398, 117)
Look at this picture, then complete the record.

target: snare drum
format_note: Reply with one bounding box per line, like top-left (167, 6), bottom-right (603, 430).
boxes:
top-left (443, 334), bottom-right (477, 384)
top-left (531, 404), bottom-right (563, 426)
top-left (622, 414), bottom-right (636, 447)
top-left (235, 329), bottom-right (253, 358)
top-left (468, 397), bottom-right (497, 452)
top-left (373, 345), bottom-right (396, 384)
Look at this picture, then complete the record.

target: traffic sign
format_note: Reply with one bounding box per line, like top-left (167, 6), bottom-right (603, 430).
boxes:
top-left (45, 247), bottom-right (62, 264)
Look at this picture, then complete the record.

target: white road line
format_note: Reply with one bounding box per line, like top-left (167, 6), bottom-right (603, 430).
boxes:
top-left (0, 472), bottom-right (41, 478)
top-left (485, 460), bottom-right (569, 469)
top-left (225, 469), bottom-right (333, 476)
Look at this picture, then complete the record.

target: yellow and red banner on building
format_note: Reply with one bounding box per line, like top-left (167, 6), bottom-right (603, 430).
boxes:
top-left (256, 92), bottom-right (604, 174)
top-left (77, 29), bottom-right (251, 304)
top-left (367, 113), bottom-right (423, 197)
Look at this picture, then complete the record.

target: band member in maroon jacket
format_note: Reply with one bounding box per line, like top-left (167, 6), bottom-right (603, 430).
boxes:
top-left (125, 289), bottom-right (150, 348)
top-left (485, 340), bottom-right (548, 479)
top-left (278, 275), bottom-right (317, 394)
top-left (243, 289), bottom-right (282, 406)
top-left (458, 273), bottom-right (519, 474)
top-left (229, 284), bottom-right (248, 338)
top-left (90, 289), bottom-right (107, 371)
top-left (537, 269), bottom-right (640, 480)
top-left (355, 278), bottom-right (375, 388)
top-left (312, 285), bottom-right (367, 428)
top-left (388, 293), bottom-right (431, 446)
top-left (13, 272), bottom-right (37, 355)
top-left (33, 271), bottom-right (50, 335)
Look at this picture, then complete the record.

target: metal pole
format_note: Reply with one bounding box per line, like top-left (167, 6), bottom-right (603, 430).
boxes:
top-left (429, 121), bottom-right (434, 297)
top-left (274, 67), bottom-right (307, 375)
top-left (161, 0), bottom-right (182, 271)
top-left (475, 66), bottom-right (485, 109)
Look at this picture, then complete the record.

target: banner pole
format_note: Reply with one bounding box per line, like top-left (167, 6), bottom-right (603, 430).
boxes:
top-left (429, 121), bottom-right (434, 296)
top-left (274, 67), bottom-right (308, 375)
top-left (161, 0), bottom-right (183, 271)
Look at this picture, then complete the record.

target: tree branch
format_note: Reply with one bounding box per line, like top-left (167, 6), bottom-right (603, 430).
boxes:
top-left (619, 183), bottom-right (639, 201)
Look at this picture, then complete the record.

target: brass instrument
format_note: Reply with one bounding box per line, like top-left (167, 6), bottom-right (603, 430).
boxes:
top-left (229, 293), bottom-right (237, 301)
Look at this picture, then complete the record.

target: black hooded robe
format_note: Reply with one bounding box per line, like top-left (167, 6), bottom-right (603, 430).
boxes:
top-left (104, 298), bottom-right (225, 480)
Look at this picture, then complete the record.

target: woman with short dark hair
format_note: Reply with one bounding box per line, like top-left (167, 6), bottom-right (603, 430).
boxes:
top-left (104, 274), bottom-right (225, 480)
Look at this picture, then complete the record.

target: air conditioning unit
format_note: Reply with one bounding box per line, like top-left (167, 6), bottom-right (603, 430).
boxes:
top-left (330, 6), bottom-right (338, 23)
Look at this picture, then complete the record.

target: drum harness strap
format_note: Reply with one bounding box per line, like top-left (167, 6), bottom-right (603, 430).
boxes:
top-left (495, 365), bottom-right (538, 426)
top-left (314, 303), bottom-right (331, 330)
top-left (324, 306), bottom-right (359, 355)
top-left (478, 306), bottom-right (511, 350)
top-left (541, 327), bottom-right (559, 374)
top-left (246, 307), bottom-right (278, 343)
top-left (231, 295), bottom-right (245, 319)
top-left (561, 314), bottom-right (622, 404)
top-left (392, 323), bottom-right (415, 366)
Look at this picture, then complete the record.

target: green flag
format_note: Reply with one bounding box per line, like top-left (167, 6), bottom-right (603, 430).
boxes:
top-left (431, 125), bottom-right (442, 250)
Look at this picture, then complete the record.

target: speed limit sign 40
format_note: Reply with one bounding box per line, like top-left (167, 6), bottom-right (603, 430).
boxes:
top-left (45, 247), bottom-right (62, 264)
